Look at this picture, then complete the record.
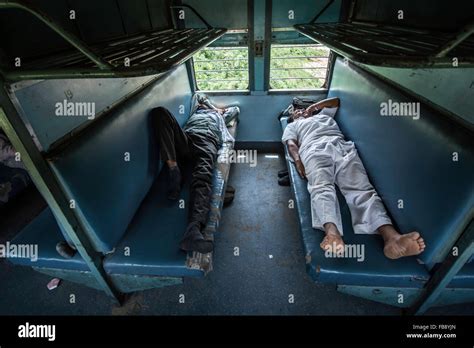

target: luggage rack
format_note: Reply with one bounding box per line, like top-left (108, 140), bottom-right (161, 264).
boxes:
top-left (294, 22), bottom-right (474, 68)
top-left (0, 1), bottom-right (226, 81)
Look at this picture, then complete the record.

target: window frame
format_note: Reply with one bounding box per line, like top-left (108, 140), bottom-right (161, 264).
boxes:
top-left (268, 42), bottom-right (332, 92)
top-left (192, 45), bottom-right (251, 93)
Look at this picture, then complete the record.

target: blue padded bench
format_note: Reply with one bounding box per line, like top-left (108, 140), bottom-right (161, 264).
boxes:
top-left (11, 127), bottom-right (235, 279)
top-left (103, 123), bottom-right (236, 277)
top-left (10, 123), bottom-right (236, 281)
top-left (9, 70), bottom-right (237, 285)
top-left (281, 57), bottom-right (474, 289)
top-left (449, 262), bottom-right (474, 288)
top-left (327, 59), bottom-right (474, 271)
top-left (9, 74), bottom-right (182, 276)
top-left (10, 208), bottom-right (89, 272)
top-left (281, 117), bottom-right (429, 288)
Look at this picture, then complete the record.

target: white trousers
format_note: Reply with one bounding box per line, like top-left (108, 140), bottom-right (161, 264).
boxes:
top-left (304, 139), bottom-right (392, 236)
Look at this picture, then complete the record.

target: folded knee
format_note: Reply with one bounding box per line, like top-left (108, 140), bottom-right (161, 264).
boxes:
top-left (309, 181), bottom-right (334, 191)
top-left (152, 107), bottom-right (172, 121)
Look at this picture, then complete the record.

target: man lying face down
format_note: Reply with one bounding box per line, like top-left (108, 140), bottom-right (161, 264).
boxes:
top-left (282, 97), bottom-right (425, 259)
top-left (152, 95), bottom-right (239, 254)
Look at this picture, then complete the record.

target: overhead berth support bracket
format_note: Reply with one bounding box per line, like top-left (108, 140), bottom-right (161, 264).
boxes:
top-left (435, 19), bottom-right (474, 57)
top-left (0, 1), bottom-right (226, 81)
top-left (294, 21), bottom-right (474, 68)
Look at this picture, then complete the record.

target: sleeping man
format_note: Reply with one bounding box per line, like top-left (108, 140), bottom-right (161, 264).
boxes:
top-left (282, 97), bottom-right (426, 259)
top-left (153, 95), bottom-right (239, 254)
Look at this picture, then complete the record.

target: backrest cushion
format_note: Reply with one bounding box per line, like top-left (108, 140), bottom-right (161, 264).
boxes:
top-left (49, 67), bottom-right (192, 252)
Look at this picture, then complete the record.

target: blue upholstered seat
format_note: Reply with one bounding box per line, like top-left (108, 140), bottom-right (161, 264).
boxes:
top-left (103, 166), bottom-right (212, 278)
top-left (10, 79), bottom-right (235, 281)
top-left (10, 163), bottom-right (227, 278)
top-left (9, 208), bottom-right (89, 272)
top-left (449, 262), bottom-right (474, 288)
top-left (280, 57), bottom-right (474, 288)
top-left (326, 59), bottom-right (474, 270)
top-left (281, 117), bottom-right (429, 288)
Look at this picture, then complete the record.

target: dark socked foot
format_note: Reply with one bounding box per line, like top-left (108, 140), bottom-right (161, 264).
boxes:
top-left (277, 169), bottom-right (288, 178)
top-left (224, 190), bottom-right (235, 207)
top-left (225, 185), bottom-right (235, 194)
top-left (167, 166), bottom-right (182, 201)
top-left (179, 224), bottom-right (214, 254)
top-left (384, 231), bottom-right (426, 259)
top-left (278, 174), bottom-right (290, 186)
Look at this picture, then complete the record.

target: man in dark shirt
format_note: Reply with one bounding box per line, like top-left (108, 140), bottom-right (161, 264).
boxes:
top-left (152, 95), bottom-right (239, 253)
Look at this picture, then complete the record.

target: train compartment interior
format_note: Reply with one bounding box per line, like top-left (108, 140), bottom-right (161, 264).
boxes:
top-left (0, 0), bottom-right (473, 319)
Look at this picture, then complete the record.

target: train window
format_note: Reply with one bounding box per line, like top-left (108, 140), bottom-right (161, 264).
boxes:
top-left (193, 46), bottom-right (249, 91)
top-left (270, 44), bottom-right (330, 90)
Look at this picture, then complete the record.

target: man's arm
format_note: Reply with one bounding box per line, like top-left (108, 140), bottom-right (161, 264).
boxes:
top-left (286, 139), bottom-right (306, 179)
top-left (306, 97), bottom-right (340, 115)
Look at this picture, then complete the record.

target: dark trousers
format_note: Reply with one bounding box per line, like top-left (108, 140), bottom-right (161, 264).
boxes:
top-left (152, 107), bottom-right (219, 230)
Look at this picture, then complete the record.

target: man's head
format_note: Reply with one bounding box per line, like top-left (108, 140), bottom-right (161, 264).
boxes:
top-left (198, 101), bottom-right (227, 115)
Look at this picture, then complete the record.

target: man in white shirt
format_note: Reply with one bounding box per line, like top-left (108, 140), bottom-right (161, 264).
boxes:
top-left (282, 97), bottom-right (425, 259)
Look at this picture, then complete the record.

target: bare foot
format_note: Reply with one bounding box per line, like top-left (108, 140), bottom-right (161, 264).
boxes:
top-left (383, 231), bottom-right (426, 259)
top-left (320, 232), bottom-right (345, 256)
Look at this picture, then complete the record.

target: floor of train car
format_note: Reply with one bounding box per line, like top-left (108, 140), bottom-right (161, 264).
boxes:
top-left (0, 153), bottom-right (473, 315)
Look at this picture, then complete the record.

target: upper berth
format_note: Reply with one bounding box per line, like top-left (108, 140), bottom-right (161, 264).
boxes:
top-left (0, 0), bottom-right (226, 81)
top-left (292, 0), bottom-right (474, 69)
top-left (294, 21), bottom-right (474, 68)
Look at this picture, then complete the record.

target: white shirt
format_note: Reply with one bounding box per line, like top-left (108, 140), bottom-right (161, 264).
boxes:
top-left (281, 107), bottom-right (342, 162)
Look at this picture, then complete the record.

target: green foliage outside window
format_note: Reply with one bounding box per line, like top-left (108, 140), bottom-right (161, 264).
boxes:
top-left (194, 47), bottom-right (249, 90)
top-left (270, 45), bottom-right (329, 89)
top-left (193, 44), bottom-right (329, 91)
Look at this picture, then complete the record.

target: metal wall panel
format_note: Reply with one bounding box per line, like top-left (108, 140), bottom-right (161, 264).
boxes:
top-left (183, 0), bottom-right (248, 29)
top-left (117, 0), bottom-right (153, 34)
top-left (209, 93), bottom-right (327, 142)
top-left (354, 0), bottom-right (474, 30)
top-left (147, 0), bottom-right (172, 29)
top-left (272, 0), bottom-right (341, 28)
top-left (11, 65), bottom-right (191, 151)
top-left (68, 0), bottom-right (125, 42)
top-left (366, 66), bottom-right (474, 125)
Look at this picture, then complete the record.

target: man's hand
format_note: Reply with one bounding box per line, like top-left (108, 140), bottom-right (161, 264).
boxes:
top-left (305, 97), bottom-right (340, 115)
top-left (293, 109), bottom-right (309, 119)
top-left (287, 139), bottom-right (305, 179)
top-left (306, 104), bottom-right (320, 116)
top-left (295, 159), bottom-right (306, 179)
